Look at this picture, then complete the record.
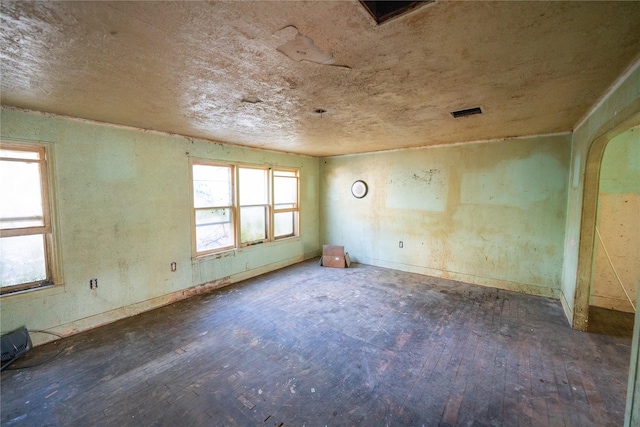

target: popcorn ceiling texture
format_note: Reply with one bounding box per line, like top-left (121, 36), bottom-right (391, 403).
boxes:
top-left (1, 1), bottom-right (639, 156)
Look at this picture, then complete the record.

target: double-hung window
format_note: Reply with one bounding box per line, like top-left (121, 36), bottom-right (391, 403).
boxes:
top-left (192, 163), bottom-right (235, 254)
top-left (239, 167), bottom-right (269, 245)
top-left (192, 161), bottom-right (299, 256)
top-left (273, 170), bottom-right (299, 239)
top-left (0, 143), bottom-right (55, 295)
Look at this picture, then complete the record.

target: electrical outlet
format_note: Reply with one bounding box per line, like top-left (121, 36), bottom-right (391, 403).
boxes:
top-left (399, 241), bottom-right (403, 248)
top-left (171, 262), bottom-right (177, 272)
top-left (90, 278), bottom-right (98, 289)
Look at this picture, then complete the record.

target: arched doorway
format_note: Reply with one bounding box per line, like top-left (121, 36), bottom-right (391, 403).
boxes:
top-left (589, 124), bottom-right (639, 332)
top-left (574, 112), bottom-right (640, 330)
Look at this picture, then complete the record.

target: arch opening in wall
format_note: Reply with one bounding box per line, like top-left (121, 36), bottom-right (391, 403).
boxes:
top-left (574, 112), bottom-right (640, 333)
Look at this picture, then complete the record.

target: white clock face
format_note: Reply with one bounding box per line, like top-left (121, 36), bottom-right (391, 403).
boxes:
top-left (351, 180), bottom-right (368, 198)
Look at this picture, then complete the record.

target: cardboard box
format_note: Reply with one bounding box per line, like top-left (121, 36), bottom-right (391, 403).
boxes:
top-left (321, 245), bottom-right (351, 268)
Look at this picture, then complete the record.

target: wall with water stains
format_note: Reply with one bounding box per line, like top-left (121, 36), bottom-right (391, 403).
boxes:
top-left (0, 107), bottom-right (320, 340)
top-left (320, 134), bottom-right (571, 296)
top-left (592, 126), bottom-right (640, 312)
top-left (562, 64), bottom-right (640, 331)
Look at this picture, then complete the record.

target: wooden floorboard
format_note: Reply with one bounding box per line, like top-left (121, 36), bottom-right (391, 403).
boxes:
top-left (1, 260), bottom-right (633, 426)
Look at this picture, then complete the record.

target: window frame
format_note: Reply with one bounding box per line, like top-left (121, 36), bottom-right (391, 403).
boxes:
top-left (191, 160), bottom-right (300, 257)
top-left (0, 141), bottom-right (57, 295)
top-left (238, 166), bottom-right (270, 247)
top-left (191, 161), bottom-right (236, 256)
top-left (272, 169), bottom-right (299, 240)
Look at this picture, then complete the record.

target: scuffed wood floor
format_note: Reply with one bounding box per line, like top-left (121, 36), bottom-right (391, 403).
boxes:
top-left (1, 260), bottom-right (632, 426)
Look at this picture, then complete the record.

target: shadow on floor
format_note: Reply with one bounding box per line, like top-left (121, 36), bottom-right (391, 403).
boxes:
top-left (588, 306), bottom-right (635, 337)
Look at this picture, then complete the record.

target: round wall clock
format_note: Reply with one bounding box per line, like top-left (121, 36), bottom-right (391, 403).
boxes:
top-left (351, 180), bottom-right (368, 198)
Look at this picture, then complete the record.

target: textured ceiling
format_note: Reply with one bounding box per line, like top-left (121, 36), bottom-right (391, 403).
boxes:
top-left (1, 1), bottom-right (640, 157)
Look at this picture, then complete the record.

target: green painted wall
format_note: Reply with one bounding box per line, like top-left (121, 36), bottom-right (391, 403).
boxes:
top-left (558, 61), bottom-right (639, 426)
top-left (599, 126), bottom-right (640, 194)
top-left (560, 64), bottom-right (640, 326)
top-left (0, 108), bottom-right (320, 340)
top-left (320, 134), bottom-right (571, 296)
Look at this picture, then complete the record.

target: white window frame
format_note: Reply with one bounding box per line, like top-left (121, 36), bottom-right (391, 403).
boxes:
top-left (191, 160), bottom-right (300, 257)
top-left (0, 141), bottom-right (58, 295)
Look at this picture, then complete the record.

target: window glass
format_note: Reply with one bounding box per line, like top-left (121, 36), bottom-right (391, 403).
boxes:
top-left (0, 160), bottom-right (44, 228)
top-left (0, 149), bottom-right (40, 160)
top-left (273, 169), bottom-right (298, 239)
top-left (240, 206), bottom-right (268, 243)
top-left (274, 211), bottom-right (294, 237)
top-left (239, 168), bottom-right (268, 205)
top-left (192, 163), bottom-right (234, 254)
top-left (195, 208), bottom-right (234, 252)
top-left (0, 235), bottom-right (47, 287)
top-left (274, 175), bottom-right (297, 206)
top-left (193, 165), bottom-right (231, 208)
top-left (0, 143), bottom-right (53, 294)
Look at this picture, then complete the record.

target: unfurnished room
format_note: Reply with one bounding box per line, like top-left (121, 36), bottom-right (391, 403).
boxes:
top-left (0, 1), bottom-right (639, 426)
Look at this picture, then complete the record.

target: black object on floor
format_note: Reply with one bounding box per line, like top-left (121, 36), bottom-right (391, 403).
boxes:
top-left (1, 326), bottom-right (32, 371)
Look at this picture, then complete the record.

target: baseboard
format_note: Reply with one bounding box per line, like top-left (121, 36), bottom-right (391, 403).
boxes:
top-left (559, 291), bottom-right (574, 327)
top-left (592, 294), bottom-right (636, 313)
top-left (31, 251), bottom-right (319, 346)
top-left (360, 257), bottom-right (559, 299)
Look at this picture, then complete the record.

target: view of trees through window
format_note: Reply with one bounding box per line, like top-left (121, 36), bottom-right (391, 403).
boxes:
top-left (193, 164), bottom-right (234, 252)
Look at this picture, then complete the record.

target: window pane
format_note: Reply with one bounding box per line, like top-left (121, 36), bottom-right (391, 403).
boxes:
top-left (239, 168), bottom-right (267, 205)
top-left (193, 165), bottom-right (232, 208)
top-left (274, 212), bottom-right (294, 238)
top-left (0, 160), bottom-right (44, 228)
top-left (274, 175), bottom-right (297, 205)
top-left (240, 206), bottom-right (267, 243)
top-left (0, 235), bottom-right (47, 287)
top-left (195, 208), bottom-right (233, 251)
top-left (0, 149), bottom-right (40, 160)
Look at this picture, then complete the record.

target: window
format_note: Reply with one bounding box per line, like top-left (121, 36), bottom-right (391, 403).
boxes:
top-left (239, 167), bottom-right (269, 244)
top-left (0, 143), bottom-right (55, 294)
top-left (193, 163), bottom-right (235, 253)
top-left (273, 170), bottom-right (299, 239)
top-left (192, 161), bottom-right (299, 256)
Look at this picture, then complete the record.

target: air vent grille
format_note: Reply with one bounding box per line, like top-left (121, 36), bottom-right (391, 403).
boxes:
top-left (451, 107), bottom-right (483, 118)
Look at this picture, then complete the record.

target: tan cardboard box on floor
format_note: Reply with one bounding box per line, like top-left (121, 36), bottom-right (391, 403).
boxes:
top-left (321, 245), bottom-right (351, 268)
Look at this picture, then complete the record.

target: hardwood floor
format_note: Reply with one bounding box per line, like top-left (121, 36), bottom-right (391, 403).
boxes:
top-left (0, 260), bottom-right (632, 426)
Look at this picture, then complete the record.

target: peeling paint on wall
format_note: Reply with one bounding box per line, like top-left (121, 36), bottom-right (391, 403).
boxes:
top-left (0, 108), bottom-right (321, 336)
top-left (321, 134), bottom-right (571, 295)
top-left (386, 167), bottom-right (446, 211)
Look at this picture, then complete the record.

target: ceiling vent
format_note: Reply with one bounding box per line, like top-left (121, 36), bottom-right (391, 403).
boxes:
top-left (359, 1), bottom-right (433, 25)
top-left (450, 107), bottom-right (483, 119)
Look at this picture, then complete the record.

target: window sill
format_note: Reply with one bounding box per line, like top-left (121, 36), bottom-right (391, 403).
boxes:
top-left (193, 235), bottom-right (302, 263)
top-left (0, 282), bottom-right (65, 300)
